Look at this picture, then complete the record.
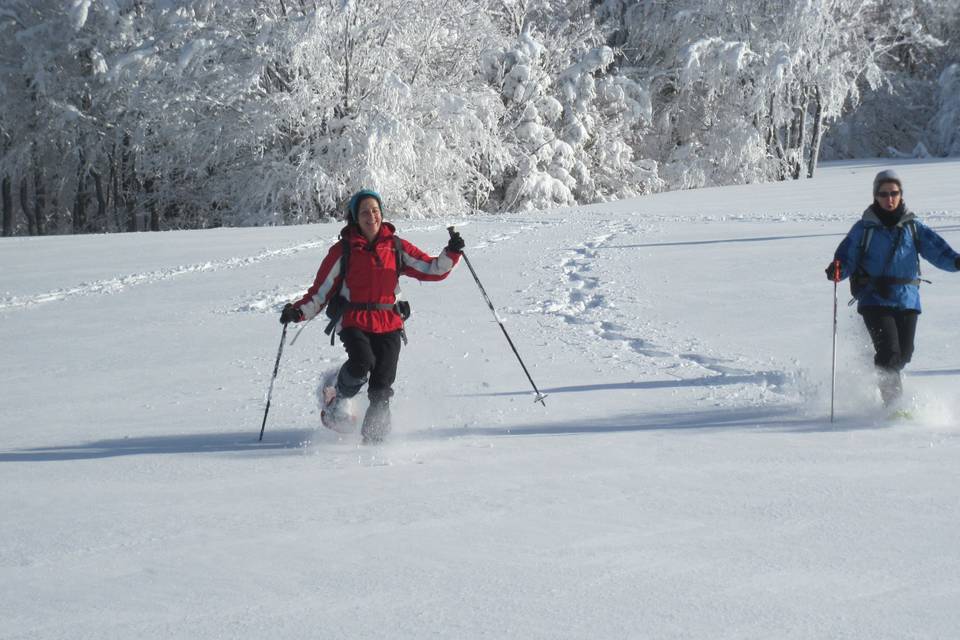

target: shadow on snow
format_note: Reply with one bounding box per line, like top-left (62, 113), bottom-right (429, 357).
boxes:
top-left (907, 367), bottom-right (960, 377)
top-left (0, 428), bottom-right (315, 462)
top-left (608, 231), bottom-right (843, 250)
top-left (456, 371), bottom-right (788, 397)
top-left (4, 380), bottom-right (905, 462)
top-left (416, 404), bottom-right (887, 441)
top-left (601, 225), bottom-right (960, 252)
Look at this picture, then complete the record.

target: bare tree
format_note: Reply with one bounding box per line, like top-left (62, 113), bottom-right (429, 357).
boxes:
top-left (2, 174), bottom-right (12, 236)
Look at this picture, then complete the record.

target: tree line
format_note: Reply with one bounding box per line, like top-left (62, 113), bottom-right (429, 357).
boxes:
top-left (1, 0), bottom-right (957, 236)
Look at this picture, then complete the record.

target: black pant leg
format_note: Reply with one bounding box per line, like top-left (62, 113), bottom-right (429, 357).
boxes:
top-left (337, 328), bottom-right (375, 397)
top-left (367, 331), bottom-right (402, 401)
top-left (861, 307), bottom-right (903, 371)
top-left (895, 311), bottom-right (919, 367)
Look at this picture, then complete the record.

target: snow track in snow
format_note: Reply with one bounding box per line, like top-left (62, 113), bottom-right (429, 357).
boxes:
top-left (0, 238), bottom-right (332, 312)
top-left (0, 217), bottom-right (556, 314)
top-left (529, 218), bottom-right (794, 407)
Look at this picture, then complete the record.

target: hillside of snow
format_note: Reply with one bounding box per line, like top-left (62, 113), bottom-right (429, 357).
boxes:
top-left (2, 158), bottom-right (960, 639)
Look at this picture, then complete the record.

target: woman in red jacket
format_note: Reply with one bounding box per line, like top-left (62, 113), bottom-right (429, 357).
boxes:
top-left (280, 189), bottom-right (464, 443)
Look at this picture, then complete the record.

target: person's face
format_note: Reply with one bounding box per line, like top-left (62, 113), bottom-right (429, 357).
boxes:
top-left (875, 181), bottom-right (902, 212)
top-left (356, 197), bottom-right (382, 241)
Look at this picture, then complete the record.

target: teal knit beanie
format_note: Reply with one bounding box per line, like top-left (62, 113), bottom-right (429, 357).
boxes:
top-left (347, 189), bottom-right (383, 223)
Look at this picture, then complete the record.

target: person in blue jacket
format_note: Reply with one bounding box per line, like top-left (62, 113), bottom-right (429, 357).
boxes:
top-left (827, 169), bottom-right (960, 406)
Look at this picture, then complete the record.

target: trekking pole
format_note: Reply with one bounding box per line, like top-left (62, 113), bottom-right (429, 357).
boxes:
top-left (259, 323), bottom-right (288, 441)
top-left (448, 226), bottom-right (547, 406)
top-left (289, 314), bottom-right (317, 347)
top-left (830, 259), bottom-right (840, 423)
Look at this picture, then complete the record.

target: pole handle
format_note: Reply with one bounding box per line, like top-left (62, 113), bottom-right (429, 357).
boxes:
top-left (447, 225), bottom-right (456, 238)
top-left (832, 259), bottom-right (841, 282)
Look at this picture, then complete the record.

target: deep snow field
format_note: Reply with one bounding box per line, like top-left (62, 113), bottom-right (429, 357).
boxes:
top-left (2, 158), bottom-right (960, 639)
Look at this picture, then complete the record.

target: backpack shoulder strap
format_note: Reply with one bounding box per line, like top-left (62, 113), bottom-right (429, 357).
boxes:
top-left (907, 220), bottom-right (921, 275)
top-left (906, 220), bottom-right (920, 250)
top-left (853, 225), bottom-right (874, 278)
top-left (338, 237), bottom-right (350, 289)
top-left (859, 226), bottom-right (874, 254)
top-left (393, 235), bottom-right (403, 273)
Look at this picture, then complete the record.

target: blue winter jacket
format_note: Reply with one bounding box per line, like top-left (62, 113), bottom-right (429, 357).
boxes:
top-left (834, 205), bottom-right (959, 312)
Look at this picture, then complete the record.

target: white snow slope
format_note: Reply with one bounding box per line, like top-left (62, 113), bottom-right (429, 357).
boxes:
top-left (2, 159), bottom-right (960, 639)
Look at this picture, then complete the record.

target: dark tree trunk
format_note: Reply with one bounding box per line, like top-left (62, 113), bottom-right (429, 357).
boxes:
top-left (144, 177), bottom-right (160, 231)
top-left (19, 177), bottom-right (35, 235)
top-left (149, 200), bottom-right (160, 231)
top-left (110, 151), bottom-right (122, 232)
top-left (164, 202), bottom-right (180, 229)
top-left (49, 189), bottom-right (61, 235)
top-left (74, 149), bottom-right (88, 233)
top-left (122, 134), bottom-right (138, 232)
top-left (91, 168), bottom-right (107, 232)
top-left (807, 87), bottom-right (825, 179)
top-left (786, 87), bottom-right (806, 180)
top-left (126, 188), bottom-right (138, 232)
top-left (766, 95), bottom-right (787, 181)
top-left (33, 167), bottom-right (46, 235)
top-left (76, 189), bottom-right (88, 233)
top-left (2, 175), bottom-right (12, 236)
top-left (793, 91), bottom-right (807, 180)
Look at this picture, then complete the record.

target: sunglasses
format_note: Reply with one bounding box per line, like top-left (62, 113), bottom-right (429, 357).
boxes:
top-left (877, 190), bottom-right (901, 198)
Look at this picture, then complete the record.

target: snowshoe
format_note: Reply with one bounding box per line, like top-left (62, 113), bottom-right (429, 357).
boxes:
top-left (887, 408), bottom-right (914, 421)
top-left (321, 385), bottom-right (358, 433)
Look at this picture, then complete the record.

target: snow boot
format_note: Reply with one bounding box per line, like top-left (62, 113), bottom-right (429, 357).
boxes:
top-left (878, 368), bottom-right (902, 408)
top-left (361, 394), bottom-right (391, 445)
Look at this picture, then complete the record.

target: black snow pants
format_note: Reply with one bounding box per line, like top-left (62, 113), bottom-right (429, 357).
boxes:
top-left (336, 327), bottom-right (403, 403)
top-left (860, 306), bottom-right (919, 371)
top-left (859, 306), bottom-right (919, 405)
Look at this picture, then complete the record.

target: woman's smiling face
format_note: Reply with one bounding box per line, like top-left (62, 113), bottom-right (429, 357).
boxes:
top-left (356, 197), bottom-right (382, 241)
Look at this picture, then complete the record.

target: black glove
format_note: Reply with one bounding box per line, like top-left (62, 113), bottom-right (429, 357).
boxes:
top-left (446, 231), bottom-right (465, 254)
top-left (280, 303), bottom-right (303, 325)
top-left (825, 260), bottom-right (841, 282)
top-left (955, 257), bottom-right (960, 270)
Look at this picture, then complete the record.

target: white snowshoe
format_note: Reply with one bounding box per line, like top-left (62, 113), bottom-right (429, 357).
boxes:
top-left (318, 367), bottom-right (358, 433)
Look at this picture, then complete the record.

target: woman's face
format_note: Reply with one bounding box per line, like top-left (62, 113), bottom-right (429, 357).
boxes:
top-left (875, 181), bottom-right (902, 212)
top-left (356, 197), bottom-right (382, 241)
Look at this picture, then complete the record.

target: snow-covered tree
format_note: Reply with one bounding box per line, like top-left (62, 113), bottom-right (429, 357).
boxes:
top-left (931, 63), bottom-right (960, 156)
top-left (0, 0), bottom-right (953, 235)
top-left (596, 0), bottom-right (940, 186)
top-left (291, 0), bottom-right (510, 219)
top-left (481, 1), bottom-right (659, 211)
top-left (820, 0), bottom-right (955, 160)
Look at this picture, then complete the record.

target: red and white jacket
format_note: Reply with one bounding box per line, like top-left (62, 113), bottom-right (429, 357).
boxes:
top-left (293, 223), bottom-right (460, 334)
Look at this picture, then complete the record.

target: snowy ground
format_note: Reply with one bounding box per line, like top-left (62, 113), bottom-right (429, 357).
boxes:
top-left (2, 158), bottom-right (960, 639)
